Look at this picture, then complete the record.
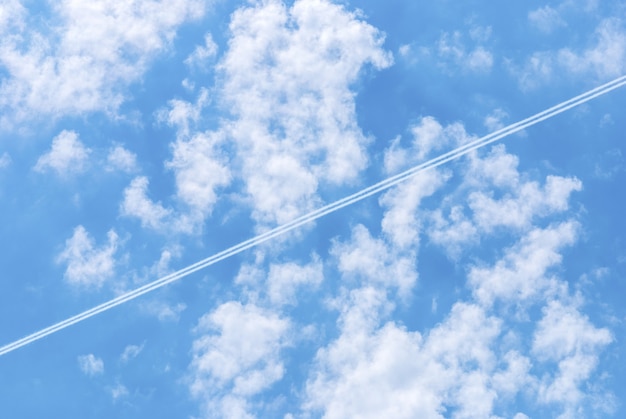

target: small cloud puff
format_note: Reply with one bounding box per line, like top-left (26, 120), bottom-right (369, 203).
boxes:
top-left (106, 145), bottom-right (138, 173)
top-left (141, 300), bottom-right (187, 322)
top-left (120, 176), bottom-right (172, 230)
top-left (57, 225), bottom-right (119, 289)
top-left (110, 383), bottom-right (129, 401)
top-left (34, 130), bottom-right (91, 176)
top-left (78, 353), bottom-right (104, 377)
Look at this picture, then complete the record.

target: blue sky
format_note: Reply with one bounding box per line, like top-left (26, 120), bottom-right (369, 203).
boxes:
top-left (1, 0), bottom-right (625, 417)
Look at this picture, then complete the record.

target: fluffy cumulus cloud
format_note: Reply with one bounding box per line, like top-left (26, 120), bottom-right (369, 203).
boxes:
top-left (216, 0), bottom-right (392, 225)
top-left (332, 224), bottom-right (420, 298)
top-left (57, 225), bottom-right (119, 289)
top-left (166, 131), bottom-right (232, 228)
top-left (179, 112), bottom-right (613, 418)
top-left (427, 143), bottom-right (582, 255)
top-left (77, 353), bottom-right (104, 377)
top-left (120, 176), bottom-right (172, 230)
top-left (301, 116), bottom-right (613, 418)
top-left (34, 130), bottom-right (91, 176)
top-left (533, 300), bottom-right (613, 418)
top-left (0, 0), bottom-right (206, 126)
top-left (266, 257), bottom-right (324, 306)
top-left (189, 301), bottom-right (291, 419)
top-left (124, 0), bottom-right (391, 236)
top-left (305, 302), bottom-right (511, 419)
top-left (1, 1), bottom-right (623, 418)
top-left (468, 221), bottom-right (579, 307)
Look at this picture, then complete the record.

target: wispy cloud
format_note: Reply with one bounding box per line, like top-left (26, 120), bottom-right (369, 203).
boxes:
top-left (0, 152), bottom-right (11, 169)
top-left (514, 18), bottom-right (626, 89)
top-left (120, 343), bottom-right (145, 363)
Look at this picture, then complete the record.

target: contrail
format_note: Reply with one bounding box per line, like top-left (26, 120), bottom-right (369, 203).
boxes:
top-left (2, 75), bottom-right (625, 357)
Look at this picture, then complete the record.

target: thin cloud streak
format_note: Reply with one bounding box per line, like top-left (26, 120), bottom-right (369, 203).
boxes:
top-left (1, 75), bottom-right (625, 357)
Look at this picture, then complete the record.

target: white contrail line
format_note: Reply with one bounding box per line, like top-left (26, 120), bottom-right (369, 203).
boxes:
top-left (1, 75), bottom-right (625, 357)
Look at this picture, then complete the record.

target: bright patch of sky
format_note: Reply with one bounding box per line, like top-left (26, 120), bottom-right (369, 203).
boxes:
top-left (1, 1), bottom-right (625, 418)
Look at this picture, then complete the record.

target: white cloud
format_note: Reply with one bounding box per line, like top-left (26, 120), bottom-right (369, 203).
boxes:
top-left (468, 221), bottom-right (579, 307)
top-left (594, 148), bottom-right (624, 180)
top-left (384, 116), bottom-right (471, 174)
top-left (78, 353), bottom-right (104, 376)
top-left (533, 300), bottom-right (613, 416)
top-left (0, 0), bottom-right (206, 125)
top-left (135, 90), bottom-right (232, 234)
top-left (484, 108), bottom-right (509, 132)
top-left (189, 301), bottom-right (291, 418)
top-left (434, 29), bottom-right (494, 73)
top-left (159, 88), bottom-right (209, 138)
top-left (425, 137), bottom-right (582, 254)
top-left (559, 18), bottom-right (626, 78)
top-left (307, 216), bottom-right (609, 419)
top-left (379, 169), bottom-right (448, 249)
top-left (528, 6), bottom-right (566, 33)
top-left (302, 110), bottom-right (613, 418)
top-left (428, 205), bottom-right (479, 256)
top-left (305, 302), bottom-right (509, 419)
top-left (533, 300), bottom-right (613, 363)
top-left (166, 131), bottom-right (231, 228)
top-left (151, 246), bottom-right (181, 277)
top-left (106, 145), bottom-right (138, 173)
top-left (467, 47), bottom-right (494, 72)
top-left (0, 1), bottom-right (25, 32)
top-left (465, 144), bottom-right (520, 189)
top-left (267, 257), bottom-right (324, 306)
top-left (57, 225), bottom-right (119, 289)
top-left (332, 225), bottom-right (418, 297)
top-left (34, 130), bottom-right (90, 176)
top-left (120, 343), bottom-right (145, 363)
top-left (141, 300), bottom-right (187, 322)
top-left (0, 152), bottom-right (11, 168)
top-left (514, 18), bottom-right (626, 89)
top-left (468, 175), bottom-right (582, 232)
top-left (215, 0), bottom-right (391, 225)
top-left (185, 33), bottom-right (218, 69)
top-left (110, 383), bottom-right (129, 401)
top-left (129, 0), bottom-right (391, 235)
top-left (120, 176), bottom-right (172, 230)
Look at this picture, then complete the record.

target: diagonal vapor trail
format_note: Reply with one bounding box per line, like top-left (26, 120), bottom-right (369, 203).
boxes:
top-left (2, 75), bottom-right (626, 357)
